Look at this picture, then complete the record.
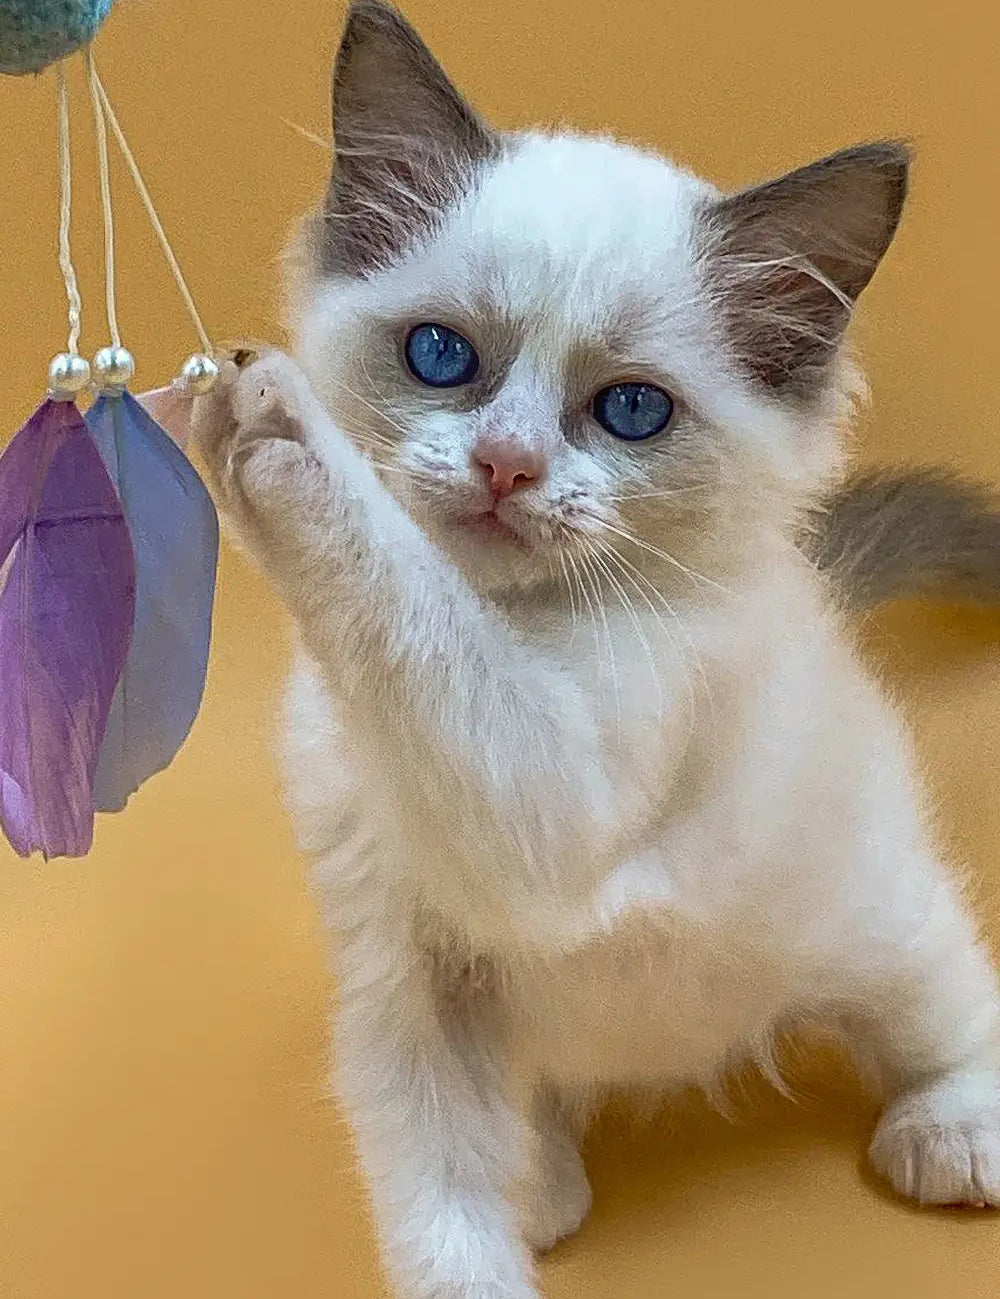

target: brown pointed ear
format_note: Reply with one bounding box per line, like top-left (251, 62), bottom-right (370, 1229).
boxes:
top-left (701, 141), bottom-right (910, 395)
top-left (322, 0), bottom-right (499, 275)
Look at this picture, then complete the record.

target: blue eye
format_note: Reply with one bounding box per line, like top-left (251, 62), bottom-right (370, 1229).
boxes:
top-left (404, 323), bottom-right (480, 388)
top-left (592, 383), bottom-right (674, 442)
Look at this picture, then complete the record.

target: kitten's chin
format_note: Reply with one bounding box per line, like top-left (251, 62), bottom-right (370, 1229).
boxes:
top-left (424, 513), bottom-right (552, 595)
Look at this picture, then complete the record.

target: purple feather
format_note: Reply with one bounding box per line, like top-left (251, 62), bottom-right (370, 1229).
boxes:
top-left (0, 399), bottom-right (135, 858)
top-left (86, 392), bottom-right (219, 812)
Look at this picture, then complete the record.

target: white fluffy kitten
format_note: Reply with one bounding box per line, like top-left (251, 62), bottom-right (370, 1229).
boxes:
top-left (194, 3), bottom-right (1000, 1296)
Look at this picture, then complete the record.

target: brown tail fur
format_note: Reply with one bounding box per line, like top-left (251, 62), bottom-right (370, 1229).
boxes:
top-left (802, 467), bottom-right (1000, 611)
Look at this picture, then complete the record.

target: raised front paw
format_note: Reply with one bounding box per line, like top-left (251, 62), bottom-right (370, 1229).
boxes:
top-left (191, 350), bottom-right (330, 548)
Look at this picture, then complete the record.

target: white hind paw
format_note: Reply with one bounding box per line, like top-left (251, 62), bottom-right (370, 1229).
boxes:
top-left (869, 1071), bottom-right (1000, 1207)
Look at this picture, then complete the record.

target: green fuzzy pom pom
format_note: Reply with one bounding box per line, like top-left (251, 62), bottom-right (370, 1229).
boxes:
top-left (0, 0), bottom-right (115, 76)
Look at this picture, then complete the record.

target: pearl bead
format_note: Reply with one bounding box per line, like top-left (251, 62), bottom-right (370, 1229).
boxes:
top-left (93, 345), bottom-right (136, 390)
top-left (47, 352), bottom-right (91, 399)
top-left (178, 352), bottom-right (220, 396)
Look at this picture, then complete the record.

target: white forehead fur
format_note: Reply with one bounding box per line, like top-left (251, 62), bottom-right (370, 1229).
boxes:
top-left (293, 131), bottom-right (859, 490)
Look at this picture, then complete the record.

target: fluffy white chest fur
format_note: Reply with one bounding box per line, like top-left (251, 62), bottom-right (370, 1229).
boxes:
top-left (282, 542), bottom-right (981, 1096)
top-left (193, 4), bottom-right (1000, 1296)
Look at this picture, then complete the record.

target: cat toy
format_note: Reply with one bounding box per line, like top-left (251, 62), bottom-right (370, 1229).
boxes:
top-left (0, 1), bottom-right (221, 859)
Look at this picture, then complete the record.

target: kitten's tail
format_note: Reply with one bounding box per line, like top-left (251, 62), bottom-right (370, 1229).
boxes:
top-left (803, 467), bottom-right (1000, 611)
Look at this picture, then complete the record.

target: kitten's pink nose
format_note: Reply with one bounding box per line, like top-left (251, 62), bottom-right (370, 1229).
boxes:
top-left (473, 442), bottom-right (545, 500)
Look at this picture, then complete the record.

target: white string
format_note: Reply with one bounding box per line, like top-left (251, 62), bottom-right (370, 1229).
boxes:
top-left (56, 65), bottom-right (83, 355)
top-left (86, 48), bottom-right (121, 349)
top-left (90, 60), bottom-right (213, 355)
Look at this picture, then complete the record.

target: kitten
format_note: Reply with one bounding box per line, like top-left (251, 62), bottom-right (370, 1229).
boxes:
top-left (193, 3), bottom-right (1000, 1296)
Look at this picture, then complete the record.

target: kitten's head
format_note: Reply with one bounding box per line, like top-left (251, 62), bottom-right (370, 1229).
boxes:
top-left (291, 0), bottom-right (908, 596)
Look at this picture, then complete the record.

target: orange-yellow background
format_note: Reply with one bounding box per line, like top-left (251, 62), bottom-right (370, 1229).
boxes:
top-left (1, 2), bottom-right (999, 1296)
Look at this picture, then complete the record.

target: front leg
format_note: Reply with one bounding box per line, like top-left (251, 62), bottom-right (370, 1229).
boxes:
top-left (193, 354), bottom-right (626, 933)
top-left (518, 1088), bottom-right (592, 1253)
top-left (334, 894), bottom-right (538, 1299)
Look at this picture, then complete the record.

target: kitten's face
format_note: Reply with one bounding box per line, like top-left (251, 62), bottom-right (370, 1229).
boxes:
top-left (293, 2), bottom-right (906, 597)
top-left (301, 137), bottom-right (750, 594)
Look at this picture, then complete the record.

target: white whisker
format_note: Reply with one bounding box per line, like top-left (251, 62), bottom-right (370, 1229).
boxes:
top-left (587, 539), bottom-right (665, 721)
top-left (608, 485), bottom-right (712, 503)
top-left (601, 542), bottom-right (711, 715)
top-left (591, 517), bottom-right (731, 598)
top-left (569, 547), bottom-right (602, 676)
top-left (557, 547), bottom-right (580, 633)
top-left (336, 370), bottom-right (412, 440)
top-left (576, 542), bottom-right (621, 735)
top-left (593, 538), bottom-right (698, 723)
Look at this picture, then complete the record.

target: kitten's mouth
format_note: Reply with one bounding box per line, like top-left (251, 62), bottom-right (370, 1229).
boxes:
top-left (456, 508), bottom-right (531, 549)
